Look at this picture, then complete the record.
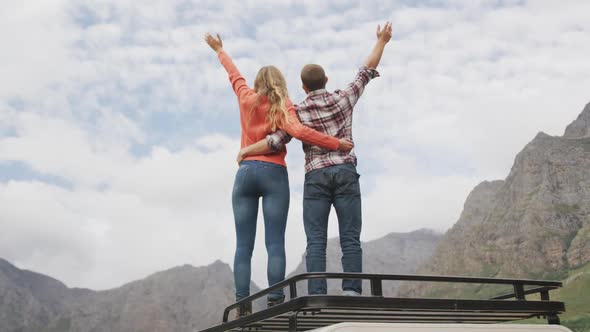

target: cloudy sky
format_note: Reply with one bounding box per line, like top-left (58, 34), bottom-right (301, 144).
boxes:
top-left (1, 0), bottom-right (589, 290)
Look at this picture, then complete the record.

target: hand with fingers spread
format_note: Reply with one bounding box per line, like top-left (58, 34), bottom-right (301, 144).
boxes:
top-left (363, 21), bottom-right (393, 69)
top-left (376, 21), bottom-right (393, 44)
top-left (204, 32), bottom-right (223, 53)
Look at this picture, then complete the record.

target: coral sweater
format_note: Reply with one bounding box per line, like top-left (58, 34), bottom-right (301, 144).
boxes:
top-left (217, 50), bottom-right (339, 166)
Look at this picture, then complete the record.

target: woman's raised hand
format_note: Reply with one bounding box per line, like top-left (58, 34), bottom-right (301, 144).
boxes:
top-left (205, 33), bottom-right (223, 52)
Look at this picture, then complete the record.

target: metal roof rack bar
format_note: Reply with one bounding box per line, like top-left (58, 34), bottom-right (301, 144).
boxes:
top-left (199, 272), bottom-right (565, 332)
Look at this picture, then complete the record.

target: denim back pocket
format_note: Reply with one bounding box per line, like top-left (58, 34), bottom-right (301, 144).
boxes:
top-left (233, 164), bottom-right (251, 194)
top-left (339, 163), bottom-right (361, 179)
top-left (303, 168), bottom-right (331, 199)
top-left (262, 163), bottom-right (288, 187)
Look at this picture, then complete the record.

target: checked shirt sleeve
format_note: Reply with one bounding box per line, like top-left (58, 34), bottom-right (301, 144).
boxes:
top-left (337, 67), bottom-right (380, 108)
top-left (266, 130), bottom-right (292, 152)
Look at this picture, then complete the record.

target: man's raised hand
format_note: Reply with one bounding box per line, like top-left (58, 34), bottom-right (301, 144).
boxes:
top-left (364, 21), bottom-right (392, 69)
top-left (376, 21), bottom-right (393, 44)
top-left (205, 33), bottom-right (223, 52)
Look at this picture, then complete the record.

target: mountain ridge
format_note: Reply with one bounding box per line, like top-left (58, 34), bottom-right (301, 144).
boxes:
top-left (287, 228), bottom-right (442, 296)
top-left (0, 259), bottom-right (247, 332)
top-left (2, 102), bottom-right (589, 331)
top-left (564, 102), bottom-right (590, 138)
top-left (401, 103), bottom-right (590, 298)
top-left (0, 229), bottom-right (439, 331)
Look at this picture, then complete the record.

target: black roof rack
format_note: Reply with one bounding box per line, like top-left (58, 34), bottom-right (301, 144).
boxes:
top-left (199, 272), bottom-right (565, 332)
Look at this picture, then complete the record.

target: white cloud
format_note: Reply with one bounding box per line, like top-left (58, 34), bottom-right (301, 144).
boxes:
top-left (1, 0), bottom-right (589, 291)
top-left (0, 0), bottom-right (79, 99)
top-left (0, 130), bottom-right (241, 288)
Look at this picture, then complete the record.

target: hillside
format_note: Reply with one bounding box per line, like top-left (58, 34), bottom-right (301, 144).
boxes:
top-left (400, 102), bottom-right (590, 330)
top-left (288, 229), bottom-right (441, 296)
top-left (520, 262), bottom-right (590, 332)
top-left (0, 258), bottom-right (71, 332)
top-left (0, 259), bottom-right (257, 332)
top-left (0, 229), bottom-right (439, 332)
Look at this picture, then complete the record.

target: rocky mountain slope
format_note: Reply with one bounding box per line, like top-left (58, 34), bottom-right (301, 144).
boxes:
top-left (402, 102), bottom-right (590, 297)
top-left (0, 229), bottom-right (439, 332)
top-left (564, 103), bottom-right (590, 138)
top-left (288, 229), bottom-right (441, 296)
top-left (48, 261), bottom-right (252, 332)
top-left (0, 259), bottom-right (257, 332)
top-left (0, 258), bottom-right (71, 332)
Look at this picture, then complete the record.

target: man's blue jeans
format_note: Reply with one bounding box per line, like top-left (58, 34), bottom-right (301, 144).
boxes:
top-left (303, 163), bottom-right (363, 295)
top-left (232, 160), bottom-right (290, 302)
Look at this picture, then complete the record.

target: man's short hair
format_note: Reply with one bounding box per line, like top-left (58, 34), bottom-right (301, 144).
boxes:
top-left (301, 64), bottom-right (326, 91)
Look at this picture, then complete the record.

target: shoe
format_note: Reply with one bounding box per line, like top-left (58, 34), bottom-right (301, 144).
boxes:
top-left (234, 303), bottom-right (252, 320)
top-left (267, 294), bottom-right (285, 308)
top-left (341, 290), bottom-right (361, 296)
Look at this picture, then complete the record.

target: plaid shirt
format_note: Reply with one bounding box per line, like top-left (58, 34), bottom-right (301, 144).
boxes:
top-left (267, 67), bottom-right (379, 173)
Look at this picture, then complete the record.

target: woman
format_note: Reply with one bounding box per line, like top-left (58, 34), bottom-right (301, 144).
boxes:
top-left (204, 33), bottom-right (351, 314)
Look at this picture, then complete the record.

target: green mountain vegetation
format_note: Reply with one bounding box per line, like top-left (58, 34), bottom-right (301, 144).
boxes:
top-left (522, 262), bottom-right (590, 332)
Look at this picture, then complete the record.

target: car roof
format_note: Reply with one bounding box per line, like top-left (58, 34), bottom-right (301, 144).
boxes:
top-left (309, 323), bottom-right (573, 332)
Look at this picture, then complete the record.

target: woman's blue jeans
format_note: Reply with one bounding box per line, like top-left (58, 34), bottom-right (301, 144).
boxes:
top-left (232, 160), bottom-right (289, 302)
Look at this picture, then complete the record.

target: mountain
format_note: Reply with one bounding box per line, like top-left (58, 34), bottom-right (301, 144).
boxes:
top-left (3, 103), bottom-right (589, 331)
top-left (48, 260), bottom-right (253, 332)
top-left (0, 258), bottom-right (70, 332)
top-left (0, 259), bottom-right (258, 332)
top-left (288, 229), bottom-right (442, 296)
top-left (0, 229), bottom-right (438, 332)
top-left (564, 102), bottom-right (590, 138)
top-left (400, 102), bottom-right (590, 299)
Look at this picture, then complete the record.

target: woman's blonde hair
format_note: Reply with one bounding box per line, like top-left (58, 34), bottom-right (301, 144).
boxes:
top-left (253, 66), bottom-right (290, 131)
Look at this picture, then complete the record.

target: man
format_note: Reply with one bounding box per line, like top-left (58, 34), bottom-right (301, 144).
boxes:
top-left (239, 22), bottom-right (393, 295)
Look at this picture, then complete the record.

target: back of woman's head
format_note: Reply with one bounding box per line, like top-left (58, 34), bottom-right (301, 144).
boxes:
top-left (254, 66), bottom-right (290, 131)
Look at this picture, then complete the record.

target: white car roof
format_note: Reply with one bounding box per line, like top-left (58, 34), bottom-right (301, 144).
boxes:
top-left (310, 323), bottom-right (572, 332)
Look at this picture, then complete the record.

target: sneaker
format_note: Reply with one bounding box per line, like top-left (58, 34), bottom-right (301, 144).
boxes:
top-left (267, 295), bottom-right (285, 308)
top-left (341, 290), bottom-right (361, 296)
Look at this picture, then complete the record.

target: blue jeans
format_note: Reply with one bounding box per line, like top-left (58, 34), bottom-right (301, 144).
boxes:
top-left (232, 160), bottom-right (290, 302)
top-left (303, 163), bottom-right (363, 295)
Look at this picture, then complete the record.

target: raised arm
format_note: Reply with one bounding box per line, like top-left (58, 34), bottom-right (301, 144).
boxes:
top-left (363, 22), bottom-right (393, 69)
top-left (338, 22), bottom-right (392, 108)
top-left (204, 33), bottom-right (254, 100)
